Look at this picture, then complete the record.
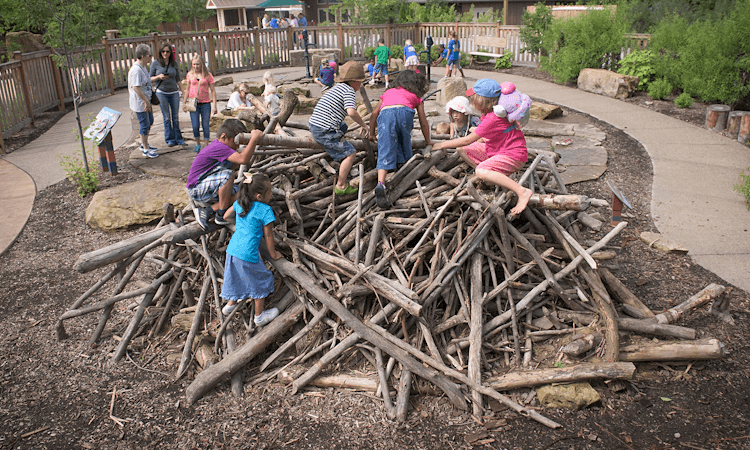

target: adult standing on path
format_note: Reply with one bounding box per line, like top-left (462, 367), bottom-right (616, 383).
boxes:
top-left (183, 56), bottom-right (218, 153)
top-left (150, 44), bottom-right (186, 147)
top-left (129, 43), bottom-right (159, 158)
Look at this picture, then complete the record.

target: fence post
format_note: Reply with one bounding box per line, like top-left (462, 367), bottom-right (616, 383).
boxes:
top-left (152, 32), bottom-right (160, 57)
top-left (102, 37), bottom-right (115, 95)
top-left (50, 50), bottom-right (66, 111)
top-left (253, 28), bottom-right (262, 68)
top-left (414, 22), bottom-right (419, 44)
top-left (386, 23), bottom-right (391, 48)
top-left (207, 30), bottom-right (218, 74)
top-left (14, 52), bottom-right (35, 128)
top-left (287, 27), bottom-right (294, 53)
top-left (337, 23), bottom-right (345, 59)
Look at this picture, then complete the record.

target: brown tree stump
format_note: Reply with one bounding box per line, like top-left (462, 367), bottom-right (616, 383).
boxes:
top-left (705, 104), bottom-right (730, 132)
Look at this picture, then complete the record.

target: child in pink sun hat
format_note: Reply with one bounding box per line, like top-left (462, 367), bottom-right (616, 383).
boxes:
top-left (433, 79), bottom-right (532, 216)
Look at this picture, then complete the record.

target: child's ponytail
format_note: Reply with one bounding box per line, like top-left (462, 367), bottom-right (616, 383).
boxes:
top-left (238, 172), bottom-right (271, 217)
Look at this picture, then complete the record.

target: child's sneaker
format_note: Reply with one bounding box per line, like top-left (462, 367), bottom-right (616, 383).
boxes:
top-left (368, 79), bottom-right (375, 86)
top-left (374, 182), bottom-right (389, 208)
top-left (214, 214), bottom-right (230, 226)
top-left (254, 307), bottom-right (279, 326)
top-left (222, 302), bottom-right (239, 316)
top-left (140, 146), bottom-right (159, 158)
top-left (196, 207), bottom-right (213, 230)
top-left (193, 144), bottom-right (202, 153)
top-left (385, 83), bottom-right (389, 89)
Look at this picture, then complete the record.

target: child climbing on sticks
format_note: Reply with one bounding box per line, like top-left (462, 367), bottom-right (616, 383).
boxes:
top-left (220, 172), bottom-right (282, 326)
top-left (368, 70), bottom-right (433, 208)
top-left (432, 79), bottom-right (532, 216)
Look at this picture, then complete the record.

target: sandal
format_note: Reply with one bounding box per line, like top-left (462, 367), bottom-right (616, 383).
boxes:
top-left (334, 182), bottom-right (358, 196)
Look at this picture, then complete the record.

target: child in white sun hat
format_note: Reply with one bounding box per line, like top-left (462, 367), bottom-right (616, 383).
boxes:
top-left (445, 96), bottom-right (480, 138)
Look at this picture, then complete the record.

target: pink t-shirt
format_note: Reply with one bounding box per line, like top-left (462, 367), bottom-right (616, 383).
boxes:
top-left (380, 87), bottom-right (422, 109)
top-left (473, 112), bottom-right (527, 163)
top-left (186, 72), bottom-right (214, 103)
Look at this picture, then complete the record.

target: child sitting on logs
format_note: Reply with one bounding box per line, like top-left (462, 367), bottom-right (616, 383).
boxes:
top-left (432, 79), bottom-right (532, 216)
top-left (445, 96), bottom-right (480, 138)
top-left (186, 119), bottom-right (263, 229)
top-left (308, 61), bottom-right (369, 196)
top-left (315, 60), bottom-right (337, 91)
top-left (220, 172), bottom-right (282, 326)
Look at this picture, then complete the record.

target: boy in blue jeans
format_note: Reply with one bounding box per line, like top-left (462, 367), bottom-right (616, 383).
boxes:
top-left (308, 61), bottom-right (369, 196)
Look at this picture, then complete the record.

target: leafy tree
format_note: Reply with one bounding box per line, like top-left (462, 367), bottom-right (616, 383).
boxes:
top-left (328, 0), bottom-right (404, 25)
top-left (399, 0), bottom-right (457, 23)
top-left (519, 2), bottom-right (552, 55)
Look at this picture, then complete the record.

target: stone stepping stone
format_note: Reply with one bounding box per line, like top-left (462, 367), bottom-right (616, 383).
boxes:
top-left (129, 147), bottom-right (194, 179)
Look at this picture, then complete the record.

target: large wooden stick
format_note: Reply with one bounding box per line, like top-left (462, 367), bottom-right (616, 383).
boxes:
top-left (487, 362), bottom-right (636, 390)
top-left (468, 252), bottom-right (484, 419)
top-left (651, 284), bottom-right (725, 324)
top-left (599, 267), bottom-right (655, 319)
top-left (73, 226), bottom-right (171, 273)
top-left (176, 275), bottom-right (212, 379)
top-left (185, 301), bottom-right (305, 404)
top-left (619, 338), bottom-right (725, 362)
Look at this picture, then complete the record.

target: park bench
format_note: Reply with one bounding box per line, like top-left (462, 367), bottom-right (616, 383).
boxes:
top-left (468, 35), bottom-right (508, 64)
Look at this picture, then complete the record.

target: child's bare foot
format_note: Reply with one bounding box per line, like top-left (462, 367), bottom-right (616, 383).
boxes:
top-left (510, 188), bottom-right (533, 216)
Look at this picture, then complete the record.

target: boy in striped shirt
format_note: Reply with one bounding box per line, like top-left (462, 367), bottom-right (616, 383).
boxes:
top-left (308, 61), bottom-right (369, 195)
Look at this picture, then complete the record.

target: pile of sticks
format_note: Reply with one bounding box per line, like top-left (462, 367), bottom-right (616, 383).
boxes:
top-left (59, 114), bottom-right (727, 429)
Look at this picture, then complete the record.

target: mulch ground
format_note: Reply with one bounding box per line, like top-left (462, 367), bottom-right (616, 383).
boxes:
top-left (1, 66), bottom-right (749, 450)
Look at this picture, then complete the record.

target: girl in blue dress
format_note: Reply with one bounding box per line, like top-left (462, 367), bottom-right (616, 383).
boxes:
top-left (220, 173), bottom-right (282, 326)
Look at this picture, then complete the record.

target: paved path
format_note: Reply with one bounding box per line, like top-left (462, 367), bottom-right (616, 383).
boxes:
top-left (1, 66), bottom-right (749, 293)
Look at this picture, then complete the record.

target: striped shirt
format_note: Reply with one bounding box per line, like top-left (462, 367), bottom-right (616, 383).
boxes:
top-left (309, 83), bottom-right (356, 131)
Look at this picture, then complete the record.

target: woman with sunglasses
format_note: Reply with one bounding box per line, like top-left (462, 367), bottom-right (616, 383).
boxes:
top-left (150, 44), bottom-right (186, 146)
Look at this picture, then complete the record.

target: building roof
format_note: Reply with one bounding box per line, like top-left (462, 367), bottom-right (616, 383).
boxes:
top-left (206, 0), bottom-right (265, 9)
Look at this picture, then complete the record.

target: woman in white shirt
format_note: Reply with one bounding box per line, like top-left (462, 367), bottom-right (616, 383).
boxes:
top-left (226, 83), bottom-right (254, 110)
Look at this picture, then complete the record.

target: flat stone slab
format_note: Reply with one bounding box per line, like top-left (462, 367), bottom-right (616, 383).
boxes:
top-left (129, 146), bottom-right (194, 179)
top-left (524, 120), bottom-right (575, 138)
top-left (85, 177), bottom-right (189, 231)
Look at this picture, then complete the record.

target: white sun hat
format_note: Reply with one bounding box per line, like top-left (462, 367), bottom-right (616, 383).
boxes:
top-left (445, 96), bottom-right (473, 115)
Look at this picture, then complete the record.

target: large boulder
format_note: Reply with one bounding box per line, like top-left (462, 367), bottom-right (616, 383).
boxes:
top-left (85, 178), bottom-right (189, 231)
top-left (278, 84), bottom-right (311, 98)
top-left (437, 77), bottom-right (467, 107)
top-left (5, 31), bottom-right (46, 53)
top-left (214, 76), bottom-right (233, 87)
top-left (295, 96), bottom-right (318, 114)
top-left (577, 68), bottom-right (638, 99)
top-left (530, 102), bottom-right (563, 120)
top-left (390, 58), bottom-right (403, 73)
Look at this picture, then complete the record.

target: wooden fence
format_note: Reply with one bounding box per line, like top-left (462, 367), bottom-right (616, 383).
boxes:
top-left (0, 23), bottom-right (652, 152)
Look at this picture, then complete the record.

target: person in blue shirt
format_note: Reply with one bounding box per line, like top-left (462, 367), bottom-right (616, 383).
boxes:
top-left (315, 60), bottom-right (337, 90)
top-left (432, 43), bottom-right (448, 67)
top-left (446, 31), bottom-right (465, 78)
top-left (404, 39), bottom-right (419, 71)
top-left (270, 17), bottom-right (279, 29)
top-left (297, 13), bottom-right (307, 27)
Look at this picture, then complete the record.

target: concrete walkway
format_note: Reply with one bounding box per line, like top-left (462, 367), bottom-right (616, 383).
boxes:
top-left (1, 66), bottom-right (748, 293)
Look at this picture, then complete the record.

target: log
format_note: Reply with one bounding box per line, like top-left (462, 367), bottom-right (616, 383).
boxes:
top-left (705, 104), bottom-right (730, 132)
top-left (487, 362), bottom-right (636, 390)
top-left (185, 301), bottom-right (305, 404)
top-left (651, 283), bottom-right (725, 324)
top-left (279, 373), bottom-right (379, 392)
top-left (277, 90), bottom-right (299, 126)
top-left (725, 111), bottom-right (743, 139)
top-left (237, 132), bottom-right (429, 151)
top-left (617, 317), bottom-right (696, 340)
top-left (395, 369), bottom-right (412, 422)
top-left (599, 267), bottom-right (655, 319)
top-left (529, 194), bottom-right (590, 211)
top-left (561, 333), bottom-right (601, 357)
top-left (468, 253), bottom-right (484, 419)
top-left (619, 338), bottom-right (725, 362)
top-left (74, 226), bottom-right (171, 273)
top-left (739, 111), bottom-right (750, 144)
top-left (581, 269), bottom-right (619, 362)
top-left (577, 211), bottom-right (602, 231)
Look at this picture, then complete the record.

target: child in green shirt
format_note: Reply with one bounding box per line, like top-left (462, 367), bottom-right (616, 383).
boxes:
top-left (371, 38), bottom-right (391, 88)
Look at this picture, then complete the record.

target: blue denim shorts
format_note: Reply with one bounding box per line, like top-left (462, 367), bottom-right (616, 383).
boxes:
top-left (376, 106), bottom-right (414, 170)
top-left (187, 163), bottom-right (238, 205)
top-left (309, 122), bottom-right (356, 162)
top-left (374, 63), bottom-right (388, 75)
top-left (135, 110), bottom-right (154, 135)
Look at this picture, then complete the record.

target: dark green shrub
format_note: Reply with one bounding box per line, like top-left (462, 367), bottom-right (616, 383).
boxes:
top-left (494, 51), bottom-right (514, 70)
top-left (520, 2), bottom-right (553, 55)
top-left (264, 52), bottom-right (280, 64)
top-left (539, 7), bottom-right (629, 84)
top-left (241, 48), bottom-right (256, 66)
top-left (390, 45), bottom-right (403, 59)
top-left (617, 49), bottom-right (656, 90)
top-left (364, 46), bottom-right (376, 60)
top-left (648, 77), bottom-right (673, 100)
top-left (674, 92), bottom-right (693, 108)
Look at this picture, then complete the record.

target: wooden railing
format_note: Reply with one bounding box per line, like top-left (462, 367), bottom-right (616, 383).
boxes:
top-left (0, 23), bottom-right (652, 152)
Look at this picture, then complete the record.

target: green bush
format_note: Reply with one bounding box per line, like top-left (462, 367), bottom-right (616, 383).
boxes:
top-left (649, 2), bottom-right (750, 105)
top-left (539, 7), bottom-right (629, 84)
top-left (390, 44), bottom-right (403, 59)
top-left (648, 77), bottom-right (673, 100)
top-left (264, 52), bottom-right (280, 64)
top-left (734, 168), bottom-right (750, 210)
top-left (674, 92), bottom-right (694, 108)
top-left (494, 51), bottom-right (514, 70)
top-left (520, 2), bottom-right (553, 55)
top-left (617, 49), bottom-right (656, 90)
top-left (59, 155), bottom-right (100, 197)
top-left (364, 46), bottom-right (376, 61)
top-left (241, 48), bottom-right (256, 66)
